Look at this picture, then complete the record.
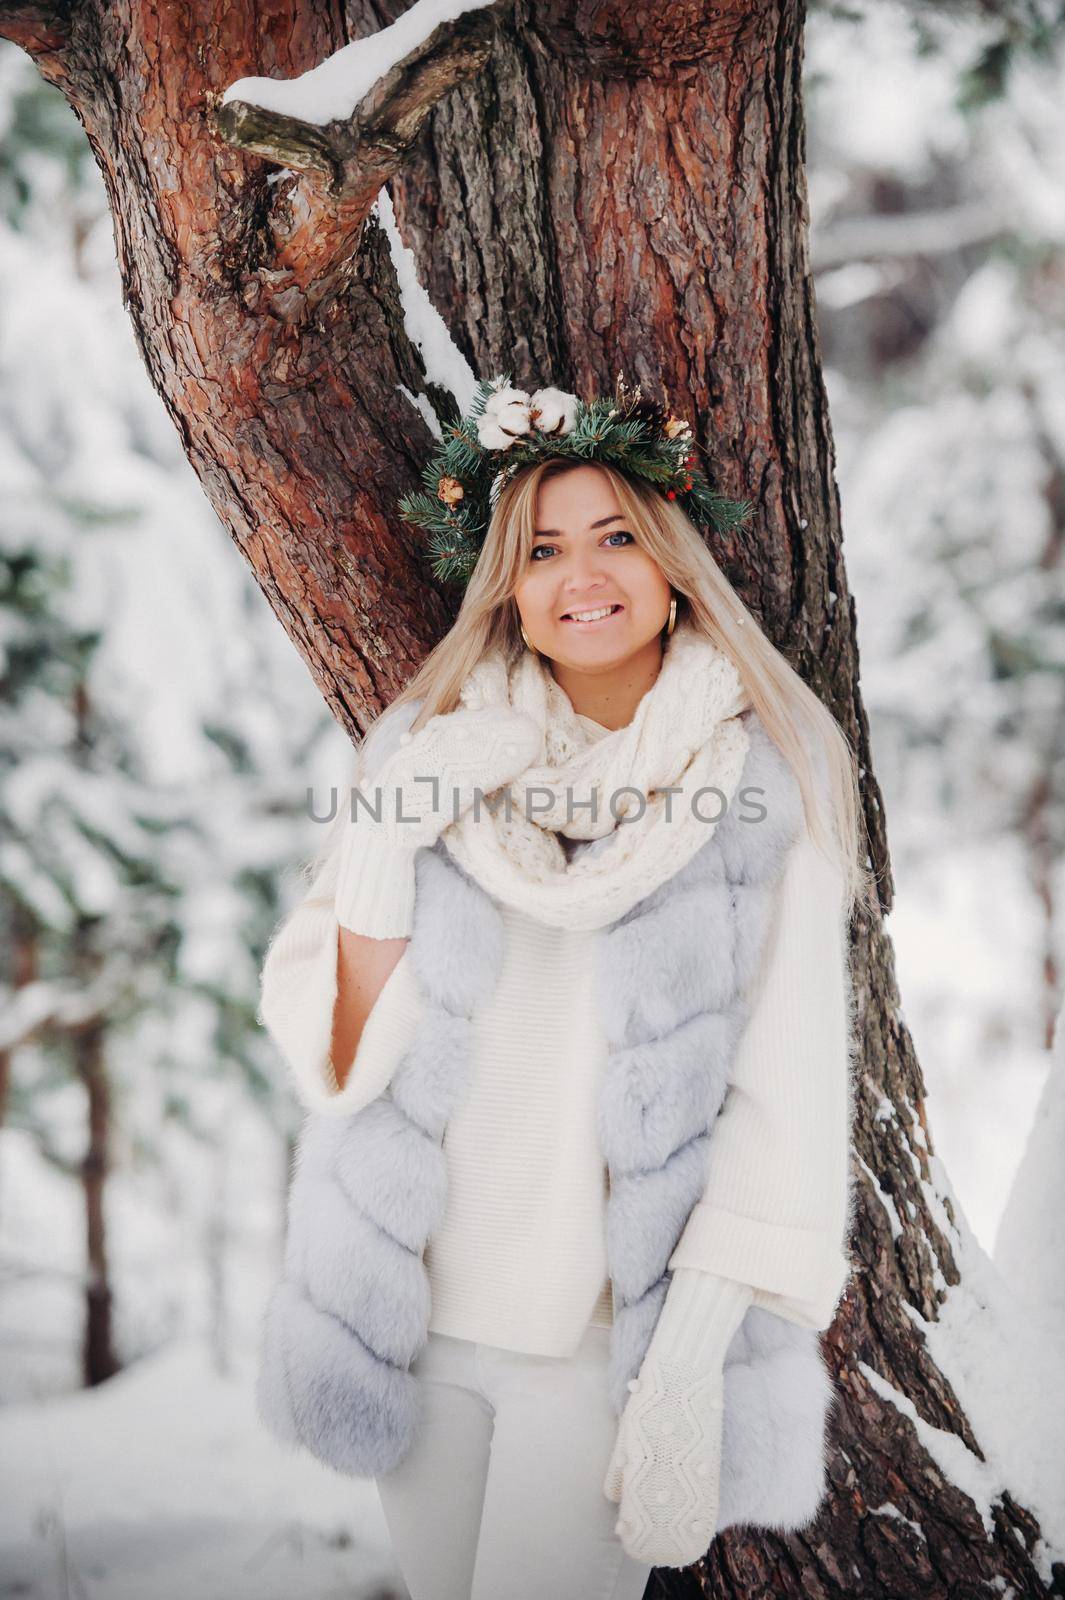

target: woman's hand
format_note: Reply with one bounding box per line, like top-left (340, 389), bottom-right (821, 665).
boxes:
top-left (334, 705), bottom-right (541, 941)
top-left (364, 705), bottom-right (542, 851)
top-left (603, 1348), bottom-right (726, 1569)
top-left (602, 1270), bottom-right (753, 1569)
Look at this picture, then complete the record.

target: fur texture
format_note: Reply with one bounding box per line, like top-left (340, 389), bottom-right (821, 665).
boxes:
top-left (257, 708), bottom-right (836, 1534)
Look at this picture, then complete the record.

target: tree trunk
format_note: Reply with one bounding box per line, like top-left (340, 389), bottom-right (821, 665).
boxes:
top-left (2, 0), bottom-right (1057, 1592)
top-left (0, 899), bottom-right (38, 1126)
top-left (68, 937), bottom-right (119, 1387)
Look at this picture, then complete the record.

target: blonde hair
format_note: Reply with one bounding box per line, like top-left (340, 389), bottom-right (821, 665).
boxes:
top-left (329, 458), bottom-right (877, 920)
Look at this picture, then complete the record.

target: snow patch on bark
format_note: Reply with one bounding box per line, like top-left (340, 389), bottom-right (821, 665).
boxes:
top-left (373, 188), bottom-right (477, 425)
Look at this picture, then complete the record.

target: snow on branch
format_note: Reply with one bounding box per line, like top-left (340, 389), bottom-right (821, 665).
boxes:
top-left (812, 202), bottom-right (1009, 274)
top-left (214, 0), bottom-right (504, 198)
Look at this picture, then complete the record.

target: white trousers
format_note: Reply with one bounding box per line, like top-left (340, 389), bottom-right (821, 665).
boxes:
top-left (374, 1320), bottom-right (653, 1600)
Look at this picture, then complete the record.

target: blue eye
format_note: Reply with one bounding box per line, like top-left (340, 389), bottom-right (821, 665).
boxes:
top-left (531, 531), bottom-right (634, 561)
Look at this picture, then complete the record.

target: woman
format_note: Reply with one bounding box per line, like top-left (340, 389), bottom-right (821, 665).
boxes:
top-left (257, 378), bottom-right (870, 1600)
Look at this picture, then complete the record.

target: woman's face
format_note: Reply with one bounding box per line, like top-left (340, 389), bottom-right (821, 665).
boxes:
top-left (512, 465), bottom-right (673, 671)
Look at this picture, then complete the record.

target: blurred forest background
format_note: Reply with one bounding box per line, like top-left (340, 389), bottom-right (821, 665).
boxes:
top-left (0, 1), bottom-right (1063, 1594)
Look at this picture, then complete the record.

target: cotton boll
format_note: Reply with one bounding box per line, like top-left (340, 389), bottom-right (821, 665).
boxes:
top-left (484, 383), bottom-right (530, 413)
top-left (477, 418), bottom-right (520, 451)
top-left (530, 386), bottom-right (579, 435)
top-left (479, 382), bottom-right (530, 444)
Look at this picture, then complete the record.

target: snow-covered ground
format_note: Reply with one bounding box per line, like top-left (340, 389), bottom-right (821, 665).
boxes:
top-left (0, 1339), bottom-right (405, 1600)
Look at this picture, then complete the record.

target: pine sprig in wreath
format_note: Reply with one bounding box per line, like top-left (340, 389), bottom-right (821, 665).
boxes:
top-left (396, 371), bottom-right (752, 586)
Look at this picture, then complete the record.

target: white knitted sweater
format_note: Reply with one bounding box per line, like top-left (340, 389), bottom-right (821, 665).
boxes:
top-left (258, 715), bottom-right (855, 1358)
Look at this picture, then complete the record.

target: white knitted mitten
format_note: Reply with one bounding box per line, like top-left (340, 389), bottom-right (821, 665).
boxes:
top-left (335, 706), bottom-right (541, 939)
top-left (603, 1271), bottom-right (753, 1569)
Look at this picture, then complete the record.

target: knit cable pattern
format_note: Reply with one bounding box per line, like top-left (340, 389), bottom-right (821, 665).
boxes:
top-left (604, 1269), bottom-right (754, 1566)
top-left (358, 705), bottom-right (543, 851)
top-left (443, 617), bottom-right (752, 930)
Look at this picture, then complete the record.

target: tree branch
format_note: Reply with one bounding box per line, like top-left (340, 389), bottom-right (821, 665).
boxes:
top-left (0, 0), bottom-right (72, 54)
top-left (812, 201), bottom-right (1009, 273)
top-left (210, 4), bottom-right (506, 206)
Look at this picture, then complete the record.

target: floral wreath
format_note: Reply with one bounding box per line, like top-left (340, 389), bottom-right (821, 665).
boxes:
top-left (396, 371), bottom-right (752, 585)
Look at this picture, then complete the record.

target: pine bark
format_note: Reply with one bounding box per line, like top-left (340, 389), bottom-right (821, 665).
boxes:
top-left (1, 0), bottom-right (1058, 1593)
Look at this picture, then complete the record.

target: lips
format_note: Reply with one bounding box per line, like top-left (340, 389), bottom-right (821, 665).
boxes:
top-left (560, 603), bottom-right (624, 623)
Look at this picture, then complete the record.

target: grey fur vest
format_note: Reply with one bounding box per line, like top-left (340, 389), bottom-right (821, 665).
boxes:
top-left (257, 706), bottom-right (838, 1538)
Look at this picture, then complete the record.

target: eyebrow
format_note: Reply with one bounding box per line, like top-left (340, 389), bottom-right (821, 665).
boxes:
top-left (533, 514), bottom-right (626, 538)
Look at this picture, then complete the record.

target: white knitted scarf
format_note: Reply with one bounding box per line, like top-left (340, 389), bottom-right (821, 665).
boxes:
top-left (441, 616), bottom-right (752, 931)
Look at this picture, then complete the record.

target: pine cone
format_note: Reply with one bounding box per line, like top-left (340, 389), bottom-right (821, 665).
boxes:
top-left (627, 395), bottom-right (669, 434)
top-left (613, 374), bottom-right (669, 434)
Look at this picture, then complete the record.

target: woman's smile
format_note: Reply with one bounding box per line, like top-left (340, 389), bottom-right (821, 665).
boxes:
top-left (560, 602), bottom-right (626, 628)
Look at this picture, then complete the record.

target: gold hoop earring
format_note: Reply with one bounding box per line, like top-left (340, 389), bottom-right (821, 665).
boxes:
top-left (665, 594), bottom-right (677, 636)
top-left (520, 621), bottom-right (536, 653)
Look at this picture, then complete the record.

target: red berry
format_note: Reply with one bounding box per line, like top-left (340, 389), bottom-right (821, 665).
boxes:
top-left (666, 489), bottom-right (676, 499)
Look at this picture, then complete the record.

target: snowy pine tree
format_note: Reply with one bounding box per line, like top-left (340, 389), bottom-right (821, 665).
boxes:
top-left (0, 49), bottom-right (349, 1396)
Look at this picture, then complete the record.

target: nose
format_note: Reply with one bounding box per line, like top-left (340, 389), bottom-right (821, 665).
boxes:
top-left (559, 546), bottom-right (610, 600)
